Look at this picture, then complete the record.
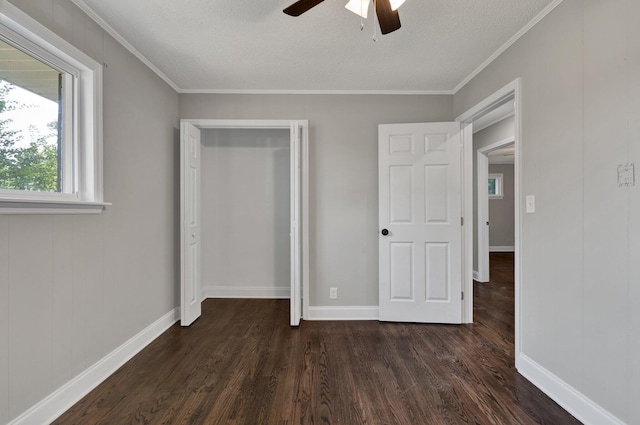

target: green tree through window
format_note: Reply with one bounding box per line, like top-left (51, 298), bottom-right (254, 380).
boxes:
top-left (0, 80), bottom-right (59, 192)
top-left (488, 178), bottom-right (496, 195)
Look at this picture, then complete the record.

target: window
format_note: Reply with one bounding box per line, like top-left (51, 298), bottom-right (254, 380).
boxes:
top-left (0, 3), bottom-right (105, 213)
top-left (488, 173), bottom-right (503, 199)
top-left (0, 40), bottom-right (72, 193)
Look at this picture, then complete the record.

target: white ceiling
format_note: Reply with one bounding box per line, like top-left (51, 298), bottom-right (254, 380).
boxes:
top-left (72, 0), bottom-right (558, 93)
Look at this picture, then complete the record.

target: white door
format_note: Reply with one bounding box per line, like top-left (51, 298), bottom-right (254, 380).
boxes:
top-left (477, 151), bottom-right (490, 282)
top-left (180, 121), bottom-right (202, 326)
top-left (290, 122), bottom-right (302, 326)
top-left (378, 122), bottom-right (463, 323)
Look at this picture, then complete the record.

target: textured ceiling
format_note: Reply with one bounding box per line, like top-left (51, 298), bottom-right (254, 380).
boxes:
top-left (73, 0), bottom-right (557, 93)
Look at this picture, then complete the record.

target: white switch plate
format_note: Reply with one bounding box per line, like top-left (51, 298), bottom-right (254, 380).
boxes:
top-left (526, 195), bottom-right (536, 213)
top-left (329, 287), bottom-right (338, 299)
top-left (618, 163), bottom-right (635, 187)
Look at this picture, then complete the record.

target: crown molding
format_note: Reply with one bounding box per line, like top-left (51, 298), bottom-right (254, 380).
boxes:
top-left (69, 0), bottom-right (181, 92)
top-left (179, 88), bottom-right (453, 95)
top-left (453, 0), bottom-right (565, 94)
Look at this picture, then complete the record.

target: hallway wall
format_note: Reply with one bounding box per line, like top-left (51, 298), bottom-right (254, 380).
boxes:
top-left (455, 1), bottom-right (640, 423)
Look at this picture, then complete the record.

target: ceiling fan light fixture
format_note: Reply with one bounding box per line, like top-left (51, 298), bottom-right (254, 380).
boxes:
top-left (389, 0), bottom-right (406, 11)
top-left (345, 0), bottom-right (371, 18)
top-left (284, 0), bottom-right (401, 35)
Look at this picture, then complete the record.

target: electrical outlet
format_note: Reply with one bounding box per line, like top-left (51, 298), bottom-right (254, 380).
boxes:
top-left (329, 287), bottom-right (338, 299)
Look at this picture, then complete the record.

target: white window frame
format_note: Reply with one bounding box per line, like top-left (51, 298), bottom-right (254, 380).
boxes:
top-left (0, 2), bottom-right (107, 214)
top-left (488, 173), bottom-right (503, 199)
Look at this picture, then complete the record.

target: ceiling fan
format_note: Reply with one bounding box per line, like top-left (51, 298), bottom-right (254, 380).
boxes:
top-left (283, 0), bottom-right (405, 35)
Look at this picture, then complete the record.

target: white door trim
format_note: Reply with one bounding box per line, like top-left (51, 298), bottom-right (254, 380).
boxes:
top-left (290, 122), bottom-right (302, 326)
top-left (180, 119), bottom-right (310, 326)
top-left (478, 137), bottom-right (517, 154)
top-left (476, 150), bottom-right (490, 282)
top-left (456, 79), bottom-right (522, 366)
top-left (477, 136), bottom-right (516, 283)
top-left (461, 124), bottom-right (474, 323)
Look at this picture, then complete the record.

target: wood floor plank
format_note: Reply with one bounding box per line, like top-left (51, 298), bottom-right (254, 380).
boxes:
top-left (53, 253), bottom-right (581, 424)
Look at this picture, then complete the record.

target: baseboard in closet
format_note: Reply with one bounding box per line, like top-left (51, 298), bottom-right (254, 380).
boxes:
top-left (202, 285), bottom-right (290, 299)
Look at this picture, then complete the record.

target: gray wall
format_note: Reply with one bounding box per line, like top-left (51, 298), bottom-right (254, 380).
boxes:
top-left (473, 117), bottom-right (515, 269)
top-left (488, 164), bottom-right (515, 248)
top-left (6, 0), bottom-right (637, 423)
top-left (180, 94), bottom-right (453, 306)
top-left (455, 0), bottom-right (639, 423)
top-left (0, 1), bottom-right (179, 423)
top-left (200, 129), bottom-right (290, 294)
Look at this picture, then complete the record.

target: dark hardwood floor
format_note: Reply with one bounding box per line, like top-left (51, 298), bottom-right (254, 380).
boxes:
top-left (54, 253), bottom-right (580, 424)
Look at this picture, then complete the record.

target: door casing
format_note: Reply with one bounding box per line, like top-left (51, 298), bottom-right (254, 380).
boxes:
top-left (180, 119), bottom-right (309, 326)
top-left (456, 78), bottom-right (522, 365)
top-left (477, 137), bottom-right (515, 283)
top-left (476, 150), bottom-right (490, 283)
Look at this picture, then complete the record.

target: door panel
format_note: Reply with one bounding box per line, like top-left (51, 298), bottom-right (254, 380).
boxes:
top-left (426, 242), bottom-right (449, 300)
top-left (425, 165), bottom-right (449, 222)
top-left (390, 166), bottom-right (413, 223)
top-left (390, 242), bottom-right (414, 300)
top-left (379, 122), bottom-right (462, 324)
top-left (181, 122), bottom-right (201, 326)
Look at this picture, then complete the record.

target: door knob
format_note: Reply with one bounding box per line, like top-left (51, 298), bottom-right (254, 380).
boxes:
top-left (381, 229), bottom-right (389, 236)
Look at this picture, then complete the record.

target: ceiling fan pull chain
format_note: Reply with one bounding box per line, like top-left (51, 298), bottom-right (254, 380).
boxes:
top-left (372, 13), bottom-right (377, 41)
top-left (371, 0), bottom-right (377, 41)
top-left (360, 0), bottom-right (364, 30)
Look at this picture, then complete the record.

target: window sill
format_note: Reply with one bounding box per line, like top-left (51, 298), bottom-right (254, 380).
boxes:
top-left (0, 198), bottom-right (111, 214)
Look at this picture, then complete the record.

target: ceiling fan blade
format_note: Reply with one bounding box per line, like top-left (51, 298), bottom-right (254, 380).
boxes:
top-left (375, 0), bottom-right (401, 34)
top-left (283, 0), bottom-right (326, 16)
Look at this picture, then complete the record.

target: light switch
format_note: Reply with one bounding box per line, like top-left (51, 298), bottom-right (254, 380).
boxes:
top-left (618, 163), bottom-right (635, 187)
top-left (526, 195), bottom-right (536, 213)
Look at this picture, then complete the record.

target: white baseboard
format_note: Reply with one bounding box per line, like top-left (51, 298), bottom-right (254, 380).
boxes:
top-left (202, 285), bottom-right (290, 299)
top-left (489, 245), bottom-right (515, 252)
top-left (9, 308), bottom-right (180, 425)
top-left (306, 306), bottom-right (379, 321)
top-left (518, 353), bottom-right (625, 425)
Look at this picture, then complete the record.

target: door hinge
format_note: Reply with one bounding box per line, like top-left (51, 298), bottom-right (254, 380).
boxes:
top-left (461, 217), bottom-right (464, 226)
top-left (461, 292), bottom-right (464, 300)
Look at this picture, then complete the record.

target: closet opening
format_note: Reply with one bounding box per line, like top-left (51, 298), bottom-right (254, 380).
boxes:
top-left (180, 120), bottom-right (309, 327)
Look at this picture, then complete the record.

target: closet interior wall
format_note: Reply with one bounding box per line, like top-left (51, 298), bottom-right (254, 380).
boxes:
top-left (200, 128), bottom-right (291, 298)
